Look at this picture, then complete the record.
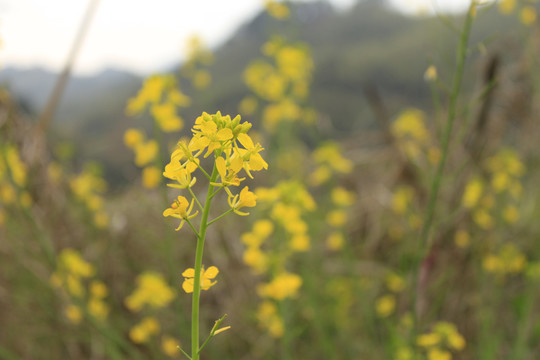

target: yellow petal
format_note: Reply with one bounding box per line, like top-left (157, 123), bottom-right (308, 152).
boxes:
top-left (182, 268), bottom-right (195, 277)
top-left (182, 279), bottom-right (194, 293)
top-left (237, 133), bottom-right (254, 149)
top-left (217, 128), bottom-right (233, 141)
top-left (205, 266), bottom-right (219, 279)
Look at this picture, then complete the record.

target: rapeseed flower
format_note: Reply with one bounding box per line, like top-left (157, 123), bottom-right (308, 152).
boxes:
top-left (257, 272), bottom-right (302, 300)
top-left (228, 186), bottom-right (257, 216)
top-left (163, 196), bottom-right (198, 230)
top-left (182, 266), bottom-right (219, 293)
top-left (125, 272), bottom-right (175, 312)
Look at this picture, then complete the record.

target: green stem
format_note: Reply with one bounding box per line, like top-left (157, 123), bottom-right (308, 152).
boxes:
top-left (207, 209), bottom-right (233, 227)
top-left (411, 0), bottom-right (475, 347)
top-left (191, 163), bottom-right (218, 360)
top-left (188, 186), bottom-right (204, 212)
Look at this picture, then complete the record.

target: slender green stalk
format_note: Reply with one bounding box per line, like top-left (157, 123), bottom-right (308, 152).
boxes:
top-left (191, 164), bottom-right (218, 360)
top-left (411, 0), bottom-right (475, 344)
top-left (207, 209), bottom-right (234, 227)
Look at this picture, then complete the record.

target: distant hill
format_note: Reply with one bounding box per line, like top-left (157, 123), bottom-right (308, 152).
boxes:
top-left (0, 0), bottom-right (527, 186)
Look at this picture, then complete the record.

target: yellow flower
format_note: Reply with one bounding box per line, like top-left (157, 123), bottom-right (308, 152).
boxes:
top-left (124, 128), bottom-right (145, 148)
top-left (163, 196), bottom-right (199, 230)
top-left (193, 70), bottom-right (211, 90)
top-left (503, 205), bottom-right (519, 224)
top-left (142, 166), bottom-right (161, 189)
top-left (454, 229), bottom-right (470, 248)
top-left (395, 347), bottom-right (413, 360)
top-left (90, 280), bottom-right (108, 298)
top-left (257, 301), bottom-right (284, 338)
top-left (392, 186), bottom-right (414, 214)
top-left (417, 332), bottom-right (441, 347)
top-left (253, 219), bottom-right (274, 238)
top-left (326, 231), bottom-right (344, 251)
top-left (375, 294), bottom-right (396, 318)
top-left (228, 186), bottom-right (257, 216)
top-left (473, 209), bottom-right (494, 229)
top-left (236, 133), bottom-right (268, 177)
top-left (520, 5), bottom-right (537, 25)
top-left (386, 273), bottom-right (405, 293)
top-left (151, 103), bottom-right (183, 132)
top-left (391, 108), bottom-right (429, 144)
top-left (163, 141), bottom-right (199, 189)
top-left (290, 234), bottom-right (310, 252)
top-left (265, 0), bottom-right (290, 19)
top-left (129, 317), bottom-right (161, 344)
top-left (182, 266), bottom-right (219, 293)
top-left (162, 335), bottom-right (180, 357)
top-left (125, 272), bottom-right (175, 312)
top-left (326, 209), bottom-right (347, 227)
top-left (424, 65), bottom-right (438, 81)
top-left (191, 114), bottom-right (233, 156)
top-left (498, 0), bottom-right (516, 14)
top-left (331, 187), bottom-right (356, 207)
top-left (427, 348), bottom-right (451, 360)
top-left (257, 272), bottom-right (302, 300)
top-left (88, 298), bottom-right (109, 321)
top-left (215, 156), bottom-right (244, 186)
top-left (65, 304), bottom-right (82, 325)
top-left (59, 248), bottom-right (96, 278)
top-left (462, 178), bottom-right (483, 209)
top-left (134, 140), bottom-right (159, 167)
top-left (239, 96), bottom-right (258, 116)
top-left (243, 247), bottom-right (269, 274)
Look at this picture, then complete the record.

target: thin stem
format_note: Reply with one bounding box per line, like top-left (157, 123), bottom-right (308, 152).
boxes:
top-left (209, 187), bottom-right (223, 200)
top-left (195, 162), bottom-right (211, 180)
top-left (185, 219), bottom-right (201, 239)
top-left (207, 209), bottom-right (234, 227)
top-left (411, 0), bottom-right (475, 345)
top-left (198, 314), bottom-right (227, 354)
top-left (191, 163), bottom-right (218, 360)
top-left (188, 186), bottom-right (204, 212)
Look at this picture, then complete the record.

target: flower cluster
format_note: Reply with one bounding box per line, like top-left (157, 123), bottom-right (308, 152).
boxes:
top-left (483, 243), bottom-right (527, 278)
top-left (50, 248), bottom-right (109, 324)
top-left (264, 0), bottom-right (290, 20)
top-left (375, 272), bottom-right (406, 318)
top-left (126, 74), bottom-right (190, 131)
top-left (124, 271), bottom-right (176, 312)
top-left (462, 148), bottom-right (524, 230)
top-left (309, 141), bottom-right (353, 186)
top-left (416, 322), bottom-right (466, 360)
top-left (69, 163), bottom-right (109, 228)
top-left (242, 36), bottom-right (314, 131)
top-left (163, 111), bottom-right (266, 298)
top-left (181, 35), bottom-right (214, 90)
top-left (239, 180), bottom-right (314, 336)
top-left (391, 108), bottom-right (441, 166)
top-left (325, 186), bottom-right (356, 251)
top-left (498, 0), bottom-right (537, 26)
top-left (0, 144), bottom-right (32, 224)
top-left (387, 185), bottom-right (423, 241)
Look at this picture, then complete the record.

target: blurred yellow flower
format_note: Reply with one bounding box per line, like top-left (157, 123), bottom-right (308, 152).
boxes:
top-left (375, 294), bottom-right (396, 318)
top-left (520, 6), bottom-right (537, 25)
top-left (125, 272), bottom-right (175, 312)
top-left (265, 0), bottom-right (290, 19)
top-left (257, 272), bottom-right (302, 300)
top-left (142, 166), bottom-right (161, 189)
top-left (162, 335), bottom-right (180, 357)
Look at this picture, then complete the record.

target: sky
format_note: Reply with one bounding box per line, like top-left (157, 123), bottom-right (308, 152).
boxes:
top-left (0, 0), bottom-right (475, 76)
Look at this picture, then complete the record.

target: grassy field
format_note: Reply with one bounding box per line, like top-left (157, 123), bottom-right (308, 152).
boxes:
top-left (2, 1), bottom-right (540, 359)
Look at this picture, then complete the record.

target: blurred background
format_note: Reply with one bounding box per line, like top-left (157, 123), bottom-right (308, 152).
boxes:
top-left (2, 0), bottom-right (540, 359)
